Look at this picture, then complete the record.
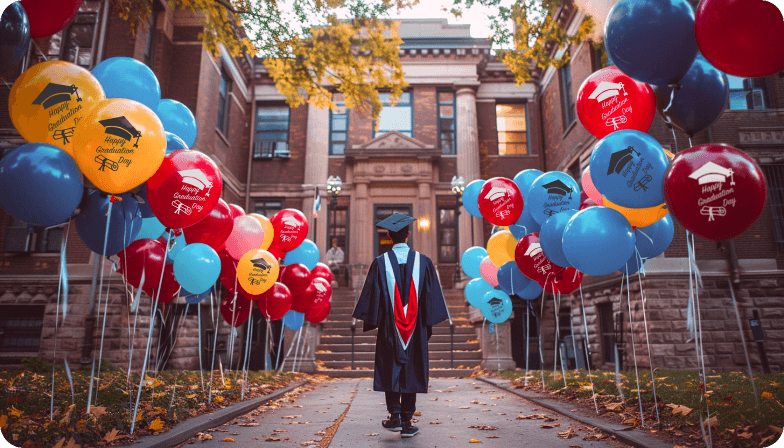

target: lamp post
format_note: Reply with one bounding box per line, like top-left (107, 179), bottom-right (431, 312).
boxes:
top-left (451, 176), bottom-right (465, 282)
top-left (326, 175), bottom-right (342, 258)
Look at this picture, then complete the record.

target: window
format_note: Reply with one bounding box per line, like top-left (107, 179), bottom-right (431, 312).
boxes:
top-left (560, 61), bottom-right (576, 129)
top-left (253, 106), bottom-right (290, 159)
top-left (590, 42), bottom-right (607, 73)
top-left (762, 164), bottom-right (784, 245)
top-left (329, 93), bottom-right (349, 155)
top-left (0, 306), bottom-right (46, 353)
top-left (217, 68), bottom-right (231, 135)
top-left (328, 206), bottom-right (349, 263)
top-left (437, 207), bottom-right (458, 263)
top-left (438, 92), bottom-right (456, 155)
top-left (143, 6), bottom-right (159, 68)
top-left (3, 217), bottom-right (63, 253)
top-left (597, 302), bottom-right (616, 364)
top-left (254, 200), bottom-right (284, 219)
top-left (373, 92), bottom-right (412, 138)
top-left (728, 75), bottom-right (772, 110)
top-left (496, 104), bottom-right (528, 155)
top-left (61, 11), bottom-right (98, 68)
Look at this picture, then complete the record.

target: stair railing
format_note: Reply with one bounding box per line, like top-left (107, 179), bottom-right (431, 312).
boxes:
top-left (351, 286), bottom-right (360, 370)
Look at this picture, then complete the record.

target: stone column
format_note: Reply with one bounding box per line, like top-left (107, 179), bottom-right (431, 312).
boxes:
top-left (416, 181), bottom-right (436, 259)
top-left (303, 103), bottom-right (330, 260)
top-left (455, 86), bottom-right (483, 258)
top-left (350, 181), bottom-right (371, 289)
top-left (475, 320), bottom-right (516, 371)
top-left (278, 322), bottom-right (321, 373)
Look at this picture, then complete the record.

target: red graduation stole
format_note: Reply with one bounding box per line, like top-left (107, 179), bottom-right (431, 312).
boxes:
top-left (393, 277), bottom-right (418, 347)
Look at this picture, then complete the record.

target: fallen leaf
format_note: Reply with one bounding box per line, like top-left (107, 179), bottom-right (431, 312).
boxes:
top-left (762, 391), bottom-right (774, 400)
top-left (52, 438), bottom-right (65, 448)
top-left (9, 406), bottom-right (22, 417)
top-left (430, 421), bottom-right (442, 424)
top-left (103, 429), bottom-right (121, 442)
top-left (89, 406), bottom-right (107, 418)
top-left (239, 423), bottom-right (260, 427)
top-left (487, 435), bottom-right (500, 438)
top-left (413, 411), bottom-right (422, 416)
top-left (64, 438), bottom-right (79, 448)
top-left (265, 437), bottom-right (282, 441)
top-left (559, 429), bottom-right (579, 439)
top-left (459, 406), bottom-right (471, 409)
top-left (282, 415), bottom-right (303, 419)
top-left (294, 405), bottom-right (303, 408)
top-left (273, 429), bottom-right (287, 432)
top-left (540, 424), bottom-right (561, 428)
top-left (469, 439), bottom-right (482, 443)
top-left (430, 397), bottom-right (438, 401)
top-left (703, 416), bottom-right (718, 427)
top-left (497, 413), bottom-right (506, 415)
top-left (364, 433), bottom-right (379, 436)
top-left (223, 438), bottom-right (235, 442)
top-left (445, 399), bottom-right (454, 402)
top-left (605, 402), bottom-right (623, 412)
top-left (214, 396), bottom-right (225, 402)
top-left (198, 432), bottom-right (213, 441)
top-left (468, 425), bottom-right (498, 430)
top-left (569, 445), bottom-right (583, 448)
top-left (666, 404), bottom-right (693, 416)
top-left (149, 418), bottom-right (164, 431)
top-left (0, 415), bottom-right (7, 429)
top-left (770, 426), bottom-right (783, 434)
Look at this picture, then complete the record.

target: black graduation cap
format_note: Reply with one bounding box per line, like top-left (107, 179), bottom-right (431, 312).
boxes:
top-left (99, 116), bottom-right (142, 147)
top-left (252, 258), bottom-right (271, 271)
top-left (32, 83), bottom-right (81, 109)
top-left (488, 297), bottom-right (503, 307)
top-left (542, 179), bottom-right (573, 199)
top-left (607, 146), bottom-right (640, 175)
top-left (376, 212), bottom-right (416, 232)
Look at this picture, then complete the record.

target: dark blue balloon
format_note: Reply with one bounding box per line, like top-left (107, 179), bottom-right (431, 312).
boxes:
top-left (527, 172), bottom-right (580, 225)
top-left (134, 185), bottom-right (155, 218)
top-left (497, 261), bottom-right (532, 296)
top-left (510, 207), bottom-right (541, 239)
top-left (653, 54), bottom-right (729, 137)
top-left (91, 57), bottom-right (161, 111)
top-left (519, 280), bottom-right (543, 300)
top-left (0, 3), bottom-right (30, 75)
top-left (620, 250), bottom-right (645, 276)
top-left (75, 190), bottom-right (142, 256)
top-left (283, 310), bottom-right (305, 331)
top-left (513, 169), bottom-right (543, 200)
top-left (165, 132), bottom-right (189, 154)
top-left (0, 143), bottom-right (83, 226)
top-left (635, 214), bottom-right (674, 259)
top-left (539, 209), bottom-right (579, 268)
top-left (462, 179), bottom-right (485, 218)
top-left (158, 100), bottom-right (197, 148)
top-left (562, 207), bottom-right (636, 276)
top-left (180, 287), bottom-right (212, 305)
top-left (604, 0), bottom-right (698, 86)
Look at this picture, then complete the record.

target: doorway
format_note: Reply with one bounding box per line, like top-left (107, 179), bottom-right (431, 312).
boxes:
top-left (374, 204), bottom-right (413, 256)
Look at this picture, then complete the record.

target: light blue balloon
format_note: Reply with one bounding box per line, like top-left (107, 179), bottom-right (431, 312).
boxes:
top-left (180, 286), bottom-right (212, 304)
top-left (497, 261), bottom-right (532, 296)
top-left (465, 278), bottom-right (494, 308)
top-left (513, 169), bottom-right (543, 200)
top-left (157, 99), bottom-right (197, 147)
top-left (284, 239), bottom-right (319, 270)
top-left (509, 208), bottom-right (541, 239)
top-left (135, 217), bottom-right (165, 241)
top-left (91, 56), bottom-right (161, 111)
top-left (461, 246), bottom-right (488, 279)
top-left (164, 232), bottom-right (187, 263)
top-left (562, 207), bottom-right (636, 276)
top-left (635, 214), bottom-right (674, 259)
top-left (283, 310), bottom-right (305, 331)
top-left (519, 280), bottom-right (543, 301)
top-left (462, 179), bottom-right (485, 218)
top-left (589, 130), bottom-right (668, 209)
top-left (527, 172), bottom-right (581, 225)
top-left (481, 289), bottom-right (513, 324)
top-left (165, 132), bottom-right (189, 154)
top-left (173, 243), bottom-right (221, 294)
top-left (539, 210), bottom-right (579, 268)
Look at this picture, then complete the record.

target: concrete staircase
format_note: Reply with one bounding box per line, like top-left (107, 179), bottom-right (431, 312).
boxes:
top-left (315, 288), bottom-right (480, 378)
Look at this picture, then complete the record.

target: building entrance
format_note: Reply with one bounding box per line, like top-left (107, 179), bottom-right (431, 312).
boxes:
top-left (374, 204), bottom-right (413, 256)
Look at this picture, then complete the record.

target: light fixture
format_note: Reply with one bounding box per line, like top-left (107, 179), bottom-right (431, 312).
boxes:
top-left (451, 175), bottom-right (465, 196)
top-left (418, 216), bottom-right (430, 231)
top-left (327, 175), bottom-right (342, 196)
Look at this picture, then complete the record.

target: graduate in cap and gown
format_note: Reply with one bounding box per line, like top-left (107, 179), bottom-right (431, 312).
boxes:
top-left (352, 213), bottom-right (450, 438)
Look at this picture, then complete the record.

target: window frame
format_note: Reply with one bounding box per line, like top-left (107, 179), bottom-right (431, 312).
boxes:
top-left (60, 10), bottom-right (99, 68)
top-left (0, 305), bottom-right (46, 354)
top-left (254, 199), bottom-right (285, 219)
top-left (327, 204), bottom-right (350, 264)
top-left (3, 217), bottom-right (63, 254)
top-left (559, 61), bottom-right (576, 130)
top-left (727, 75), bottom-right (774, 111)
top-left (253, 104), bottom-right (291, 159)
top-left (217, 68), bottom-right (232, 136)
top-left (436, 205), bottom-right (459, 263)
top-left (329, 93), bottom-right (349, 155)
top-left (438, 91), bottom-right (456, 155)
top-left (597, 302), bottom-right (616, 365)
top-left (372, 92), bottom-right (413, 138)
top-left (762, 163), bottom-right (784, 247)
top-left (496, 102), bottom-right (530, 156)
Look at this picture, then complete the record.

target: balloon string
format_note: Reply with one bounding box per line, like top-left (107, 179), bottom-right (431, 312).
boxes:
top-left (127, 271), bottom-right (144, 387)
top-left (670, 124), bottom-right (679, 154)
top-left (208, 297), bottom-right (221, 404)
top-left (50, 219), bottom-right (71, 420)
top-left (275, 323), bottom-right (285, 371)
top-left (95, 259), bottom-right (115, 404)
top-left (538, 287), bottom-right (546, 391)
top-left (241, 317), bottom-right (253, 400)
top-left (688, 137), bottom-right (693, 148)
top-left (691, 233), bottom-right (713, 447)
top-left (198, 303), bottom-right (205, 395)
top-left (1, 79), bottom-right (11, 90)
top-left (625, 269), bottom-right (646, 428)
top-left (728, 278), bottom-right (758, 405)
top-left (636, 266), bottom-right (660, 424)
top-left (524, 304), bottom-right (530, 387)
top-left (31, 39), bottom-right (48, 61)
top-left (495, 324), bottom-right (500, 371)
top-left (615, 274), bottom-right (626, 401)
top-left (578, 284), bottom-right (599, 413)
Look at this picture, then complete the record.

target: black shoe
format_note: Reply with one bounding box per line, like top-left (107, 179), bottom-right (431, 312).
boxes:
top-left (382, 415), bottom-right (402, 432)
top-left (400, 421), bottom-right (419, 438)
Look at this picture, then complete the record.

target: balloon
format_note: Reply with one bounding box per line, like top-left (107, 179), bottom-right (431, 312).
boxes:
top-left (72, 98), bottom-right (166, 194)
top-left (19, 0), bottom-right (81, 38)
top-left (497, 261), bottom-right (532, 297)
top-left (480, 290), bottom-right (513, 324)
top-left (604, 0), bottom-right (698, 86)
top-left (465, 278), bottom-right (494, 308)
top-left (581, 169), bottom-right (604, 206)
top-left (116, 238), bottom-right (180, 302)
top-left (135, 216), bottom-right (165, 241)
top-left (270, 209), bottom-right (309, 252)
top-left (309, 277), bottom-right (332, 311)
top-left (229, 204), bottom-right (245, 219)
top-left (282, 310), bottom-right (305, 331)
top-left (182, 199), bottom-right (234, 251)
top-left (589, 129), bottom-right (668, 208)
top-left (620, 250), bottom-right (645, 276)
top-left (311, 262), bottom-right (334, 284)
top-left (512, 169), bottom-right (543, 200)
top-left (462, 179), bottom-right (485, 218)
top-left (509, 207), bottom-right (541, 239)
top-left (236, 249), bottom-right (279, 296)
top-left (165, 132), bottom-right (188, 154)
top-left (527, 172), bottom-right (581, 225)
top-left (180, 287), bottom-right (211, 305)
top-left (9, 60), bottom-right (105, 154)
top-left (75, 191), bottom-right (142, 256)
top-left (519, 280), bottom-right (544, 300)
top-left (218, 247), bottom-right (238, 290)
top-left (145, 149), bottom-right (223, 228)
top-left (91, 57), bottom-right (161, 111)
top-left (635, 215), bottom-right (674, 259)
top-left (258, 282), bottom-right (292, 320)
top-left (515, 233), bottom-right (560, 284)
top-left (156, 99), bottom-right (197, 147)
top-left (134, 185), bottom-right (155, 218)
top-left (653, 54), bottom-right (729, 137)
top-left (461, 246), bottom-right (488, 279)
top-left (478, 177), bottom-right (524, 226)
top-left (486, 230), bottom-right (517, 267)
top-left (284, 239), bottom-right (320, 270)
top-left (580, 198), bottom-right (598, 210)
top-left (479, 256), bottom-right (499, 288)
top-left (664, 144), bottom-right (767, 241)
top-left (279, 263), bottom-right (312, 297)
top-left (223, 216), bottom-right (265, 260)
top-left (249, 213), bottom-right (275, 250)
top-left (0, 3), bottom-right (30, 75)
top-left (0, 143), bottom-right (83, 226)
top-left (695, 0), bottom-right (784, 78)
top-left (603, 197), bottom-right (669, 228)
top-left (173, 243), bottom-right (221, 294)
top-left (220, 294), bottom-right (252, 328)
top-left (292, 277), bottom-right (331, 314)
top-left (540, 267), bottom-right (583, 294)
top-left (539, 209), bottom-right (579, 268)
top-left (575, 66), bottom-right (656, 139)
top-left (305, 301), bottom-right (331, 324)
top-left (562, 207), bottom-right (636, 276)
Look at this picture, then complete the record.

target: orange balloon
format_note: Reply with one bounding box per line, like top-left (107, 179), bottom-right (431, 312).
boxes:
top-left (72, 98), bottom-right (166, 194)
top-left (603, 197), bottom-right (670, 228)
top-left (237, 249), bottom-right (279, 295)
top-left (9, 60), bottom-right (105, 156)
top-left (486, 230), bottom-right (517, 267)
top-left (249, 213), bottom-right (275, 250)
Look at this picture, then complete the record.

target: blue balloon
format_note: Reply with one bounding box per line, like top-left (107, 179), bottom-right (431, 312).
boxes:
top-left (497, 261), bottom-right (532, 296)
top-left (635, 214), bottom-right (674, 259)
top-left (589, 130), bottom-right (669, 208)
top-left (604, 0), bottom-right (698, 86)
top-left (75, 191), bottom-right (142, 256)
top-left (509, 208), bottom-right (541, 239)
top-left (164, 231), bottom-right (187, 263)
top-left (91, 57), bottom-right (161, 111)
top-left (180, 286), bottom-right (212, 304)
top-left (157, 99), bottom-right (198, 147)
top-left (174, 243), bottom-right (221, 294)
top-left (462, 179), bottom-right (485, 218)
top-left (0, 3), bottom-right (30, 75)
top-left (283, 310), bottom-right (305, 331)
top-left (465, 278), bottom-right (494, 308)
top-left (165, 132), bottom-right (189, 154)
top-left (562, 207), bottom-right (636, 276)
top-left (620, 250), bottom-right (645, 276)
top-left (284, 239), bottom-right (320, 270)
top-left (653, 54), bottom-right (729, 138)
top-left (134, 185), bottom-right (155, 218)
top-left (481, 289), bottom-right (513, 324)
top-left (539, 209), bottom-right (579, 268)
top-left (519, 280), bottom-right (543, 301)
top-left (461, 246), bottom-right (488, 279)
top-left (527, 172), bottom-right (580, 225)
top-left (135, 216), bottom-right (165, 241)
top-left (0, 143), bottom-right (84, 226)
top-left (513, 169), bottom-right (544, 200)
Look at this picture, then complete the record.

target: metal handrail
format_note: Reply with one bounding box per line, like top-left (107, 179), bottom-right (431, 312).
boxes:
top-left (351, 285), bottom-right (360, 370)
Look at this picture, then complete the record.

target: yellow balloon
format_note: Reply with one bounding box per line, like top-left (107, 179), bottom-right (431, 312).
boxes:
top-left (9, 60), bottom-right (105, 156)
top-left (72, 98), bottom-right (166, 194)
top-left (249, 213), bottom-right (275, 250)
top-left (486, 230), bottom-right (517, 267)
top-left (237, 249), bottom-right (280, 295)
top-left (603, 197), bottom-right (670, 228)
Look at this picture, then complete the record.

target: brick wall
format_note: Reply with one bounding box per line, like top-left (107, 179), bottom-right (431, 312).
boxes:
top-left (249, 103), bottom-right (308, 185)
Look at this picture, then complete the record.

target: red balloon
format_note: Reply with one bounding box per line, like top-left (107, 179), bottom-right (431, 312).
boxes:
top-left (220, 293), bottom-right (252, 327)
top-left (291, 283), bottom-right (317, 314)
top-left (229, 204), bottom-right (245, 219)
top-left (664, 144), bottom-right (767, 241)
top-left (311, 262), bottom-right (334, 284)
top-left (279, 263), bottom-right (312, 297)
top-left (695, 0), bottom-right (784, 78)
top-left (514, 233), bottom-right (561, 284)
top-left (182, 199), bottom-right (234, 250)
top-left (268, 242), bottom-right (286, 260)
top-left (145, 149), bottom-right (223, 229)
top-left (218, 247), bottom-right (238, 290)
top-left (258, 282), bottom-right (292, 321)
top-left (20, 0), bottom-right (82, 38)
top-left (575, 66), bottom-right (656, 140)
top-left (305, 301), bottom-right (331, 324)
top-left (539, 267), bottom-right (583, 295)
top-left (270, 209), bottom-right (309, 252)
top-left (477, 177), bottom-right (523, 226)
top-left (309, 277), bottom-right (332, 310)
top-left (117, 238), bottom-right (180, 303)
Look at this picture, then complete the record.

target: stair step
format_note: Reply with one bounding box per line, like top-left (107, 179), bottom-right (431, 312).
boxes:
top-left (316, 351), bottom-right (482, 362)
top-left (320, 326), bottom-right (474, 337)
top-left (314, 368), bottom-right (477, 379)
top-left (318, 334), bottom-right (476, 344)
top-left (318, 360), bottom-right (481, 369)
top-left (315, 342), bottom-right (480, 353)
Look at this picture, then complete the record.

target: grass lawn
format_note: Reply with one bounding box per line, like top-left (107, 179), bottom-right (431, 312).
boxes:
top-left (493, 368), bottom-right (784, 447)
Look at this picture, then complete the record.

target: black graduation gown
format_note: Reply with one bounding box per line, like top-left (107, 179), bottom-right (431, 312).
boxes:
top-left (352, 248), bottom-right (450, 393)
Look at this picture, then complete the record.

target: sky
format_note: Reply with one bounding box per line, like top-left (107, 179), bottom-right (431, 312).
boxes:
top-left (384, 1), bottom-right (505, 39)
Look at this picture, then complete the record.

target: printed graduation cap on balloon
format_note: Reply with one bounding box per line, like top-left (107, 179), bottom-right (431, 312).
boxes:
top-left (252, 257), bottom-right (272, 272)
top-left (32, 83), bottom-right (82, 109)
top-left (376, 212), bottom-right (416, 232)
top-left (607, 146), bottom-right (640, 175)
top-left (99, 116), bottom-right (142, 148)
top-left (541, 179), bottom-right (574, 199)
